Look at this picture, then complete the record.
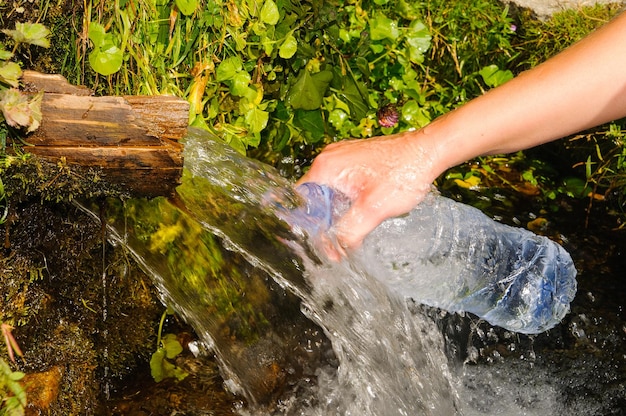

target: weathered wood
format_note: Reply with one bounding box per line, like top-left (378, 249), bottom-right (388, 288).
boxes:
top-left (19, 71), bottom-right (189, 197)
top-left (22, 70), bottom-right (92, 96)
top-left (27, 94), bottom-right (187, 147)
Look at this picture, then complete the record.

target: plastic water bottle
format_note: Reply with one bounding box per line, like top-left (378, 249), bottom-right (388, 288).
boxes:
top-left (287, 183), bottom-right (577, 335)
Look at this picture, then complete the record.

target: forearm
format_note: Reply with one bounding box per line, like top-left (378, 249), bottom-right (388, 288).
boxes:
top-left (414, 11), bottom-right (626, 176)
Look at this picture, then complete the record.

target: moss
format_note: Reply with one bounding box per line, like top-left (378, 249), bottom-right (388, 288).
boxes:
top-left (0, 185), bottom-right (164, 412)
top-left (1, 153), bottom-right (128, 204)
top-left (513, 4), bottom-right (624, 70)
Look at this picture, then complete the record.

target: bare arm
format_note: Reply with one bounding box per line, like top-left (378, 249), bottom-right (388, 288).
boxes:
top-left (298, 12), bottom-right (626, 252)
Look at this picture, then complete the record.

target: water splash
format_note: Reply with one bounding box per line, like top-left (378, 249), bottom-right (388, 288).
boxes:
top-left (84, 128), bottom-right (576, 415)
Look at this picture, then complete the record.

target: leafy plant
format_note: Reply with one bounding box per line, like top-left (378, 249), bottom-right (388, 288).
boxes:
top-left (0, 358), bottom-right (26, 416)
top-left (0, 22), bottom-right (49, 140)
top-left (75, 0), bottom-right (518, 160)
top-left (87, 23), bottom-right (123, 76)
top-left (149, 309), bottom-right (188, 383)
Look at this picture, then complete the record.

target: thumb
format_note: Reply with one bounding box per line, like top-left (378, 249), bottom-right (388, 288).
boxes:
top-left (332, 199), bottom-right (386, 252)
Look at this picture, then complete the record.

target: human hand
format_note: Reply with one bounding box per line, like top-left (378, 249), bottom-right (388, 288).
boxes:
top-left (297, 131), bottom-right (439, 256)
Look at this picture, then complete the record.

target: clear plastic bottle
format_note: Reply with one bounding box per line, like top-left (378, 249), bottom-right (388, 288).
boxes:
top-left (289, 183), bottom-right (578, 334)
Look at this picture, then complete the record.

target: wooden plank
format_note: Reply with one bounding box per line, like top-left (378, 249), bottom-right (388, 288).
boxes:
top-left (16, 71), bottom-right (189, 197)
top-left (22, 70), bottom-right (92, 96)
top-left (27, 93), bottom-right (187, 147)
top-left (124, 95), bottom-right (189, 141)
top-left (28, 144), bottom-right (184, 168)
top-left (29, 145), bottom-right (184, 197)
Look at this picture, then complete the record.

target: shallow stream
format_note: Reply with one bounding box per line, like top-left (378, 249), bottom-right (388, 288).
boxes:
top-left (102, 128), bottom-right (625, 415)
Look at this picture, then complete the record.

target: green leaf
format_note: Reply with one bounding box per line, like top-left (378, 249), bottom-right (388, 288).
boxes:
top-left (88, 23), bottom-right (123, 75)
top-left (2, 22), bottom-right (50, 48)
top-left (8, 371), bottom-right (25, 381)
top-left (260, 0), bottom-right (280, 25)
top-left (293, 109), bottom-right (325, 143)
top-left (175, 0), bottom-right (198, 16)
top-left (0, 47), bottom-right (13, 61)
top-left (150, 335), bottom-right (189, 383)
top-left (0, 62), bottom-right (22, 87)
top-left (161, 334), bottom-right (183, 359)
top-left (369, 13), bottom-right (399, 41)
top-left (89, 43), bottom-right (123, 75)
top-left (150, 348), bottom-right (167, 382)
top-left (227, 135), bottom-right (247, 154)
top-left (216, 56), bottom-right (243, 82)
top-left (405, 21), bottom-right (431, 64)
top-left (279, 34), bottom-right (297, 59)
top-left (286, 69), bottom-right (333, 110)
top-left (478, 65), bottom-right (513, 88)
top-left (87, 22), bottom-right (107, 46)
top-left (336, 76), bottom-right (368, 121)
top-left (230, 71), bottom-right (251, 96)
top-left (401, 100), bottom-right (430, 127)
top-left (328, 108), bottom-right (349, 130)
top-left (245, 106), bottom-right (269, 133)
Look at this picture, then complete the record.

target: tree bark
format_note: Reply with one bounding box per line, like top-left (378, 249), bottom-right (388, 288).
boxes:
top-left (20, 70), bottom-right (188, 197)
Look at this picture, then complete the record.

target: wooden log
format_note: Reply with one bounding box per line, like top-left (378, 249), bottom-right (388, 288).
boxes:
top-left (19, 71), bottom-right (189, 197)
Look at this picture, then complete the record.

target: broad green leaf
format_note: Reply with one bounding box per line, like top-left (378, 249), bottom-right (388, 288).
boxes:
top-left (405, 21), bottom-right (431, 64)
top-left (88, 23), bottom-right (123, 75)
top-left (230, 71), bottom-right (251, 96)
top-left (260, 0), bottom-right (280, 25)
top-left (175, 0), bottom-right (197, 16)
top-left (478, 65), bottom-right (513, 88)
top-left (336, 76), bottom-right (368, 121)
top-left (89, 43), bottom-right (123, 75)
top-left (369, 14), bottom-right (399, 41)
top-left (328, 109), bottom-right (349, 130)
top-left (0, 62), bottom-right (22, 87)
top-left (261, 35), bottom-right (274, 56)
top-left (398, 0), bottom-right (421, 20)
top-left (246, 131), bottom-right (262, 148)
top-left (88, 23), bottom-right (107, 46)
top-left (401, 100), bottom-right (430, 127)
top-left (244, 106), bottom-right (269, 133)
top-left (227, 135), bottom-right (247, 154)
top-left (162, 334), bottom-right (183, 359)
top-left (8, 371), bottom-right (25, 381)
top-left (216, 56), bottom-right (243, 82)
top-left (286, 69), bottom-right (333, 110)
top-left (293, 109), bottom-right (325, 143)
top-left (0, 48), bottom-right (13, 61)
top-left (2, 22), bottom-right (50, 48)
top-left (561, 177), bottom-right (591, 198)
top-left (233, 30), bottom-right (247, 51)
top-left (279, 34), bottom-right (297, 59)
top-left (150, 348), bottom-right (167, 382)
top-left (339, 28), bottom-right (352, 43)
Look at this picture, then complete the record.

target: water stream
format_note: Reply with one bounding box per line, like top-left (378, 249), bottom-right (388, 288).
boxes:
top-left (83, 128), bottom-right (623, 415)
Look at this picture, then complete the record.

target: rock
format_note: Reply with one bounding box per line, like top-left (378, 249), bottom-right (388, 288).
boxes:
top-left (504, 0), bottom-right (625, 18)
top-left (23, 366), bottom-right (64, 415)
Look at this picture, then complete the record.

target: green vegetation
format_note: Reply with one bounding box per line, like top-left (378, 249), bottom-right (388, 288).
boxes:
top-left (0, 357), bottom-right (26, 416)
top-left (0, 0), bottom-right (626, 411)
top-left (41, 0), bottom-right (620, 221)
top-left (1, 1), bottom-right (624, 217)
top-left (150, 309), bottom-right (188, 382)
top-left (0, 22), bottom-right (49, 141)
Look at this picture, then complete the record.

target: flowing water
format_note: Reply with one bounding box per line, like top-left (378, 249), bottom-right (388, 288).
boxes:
top-left (88, 128), bottom-right (625, 415)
